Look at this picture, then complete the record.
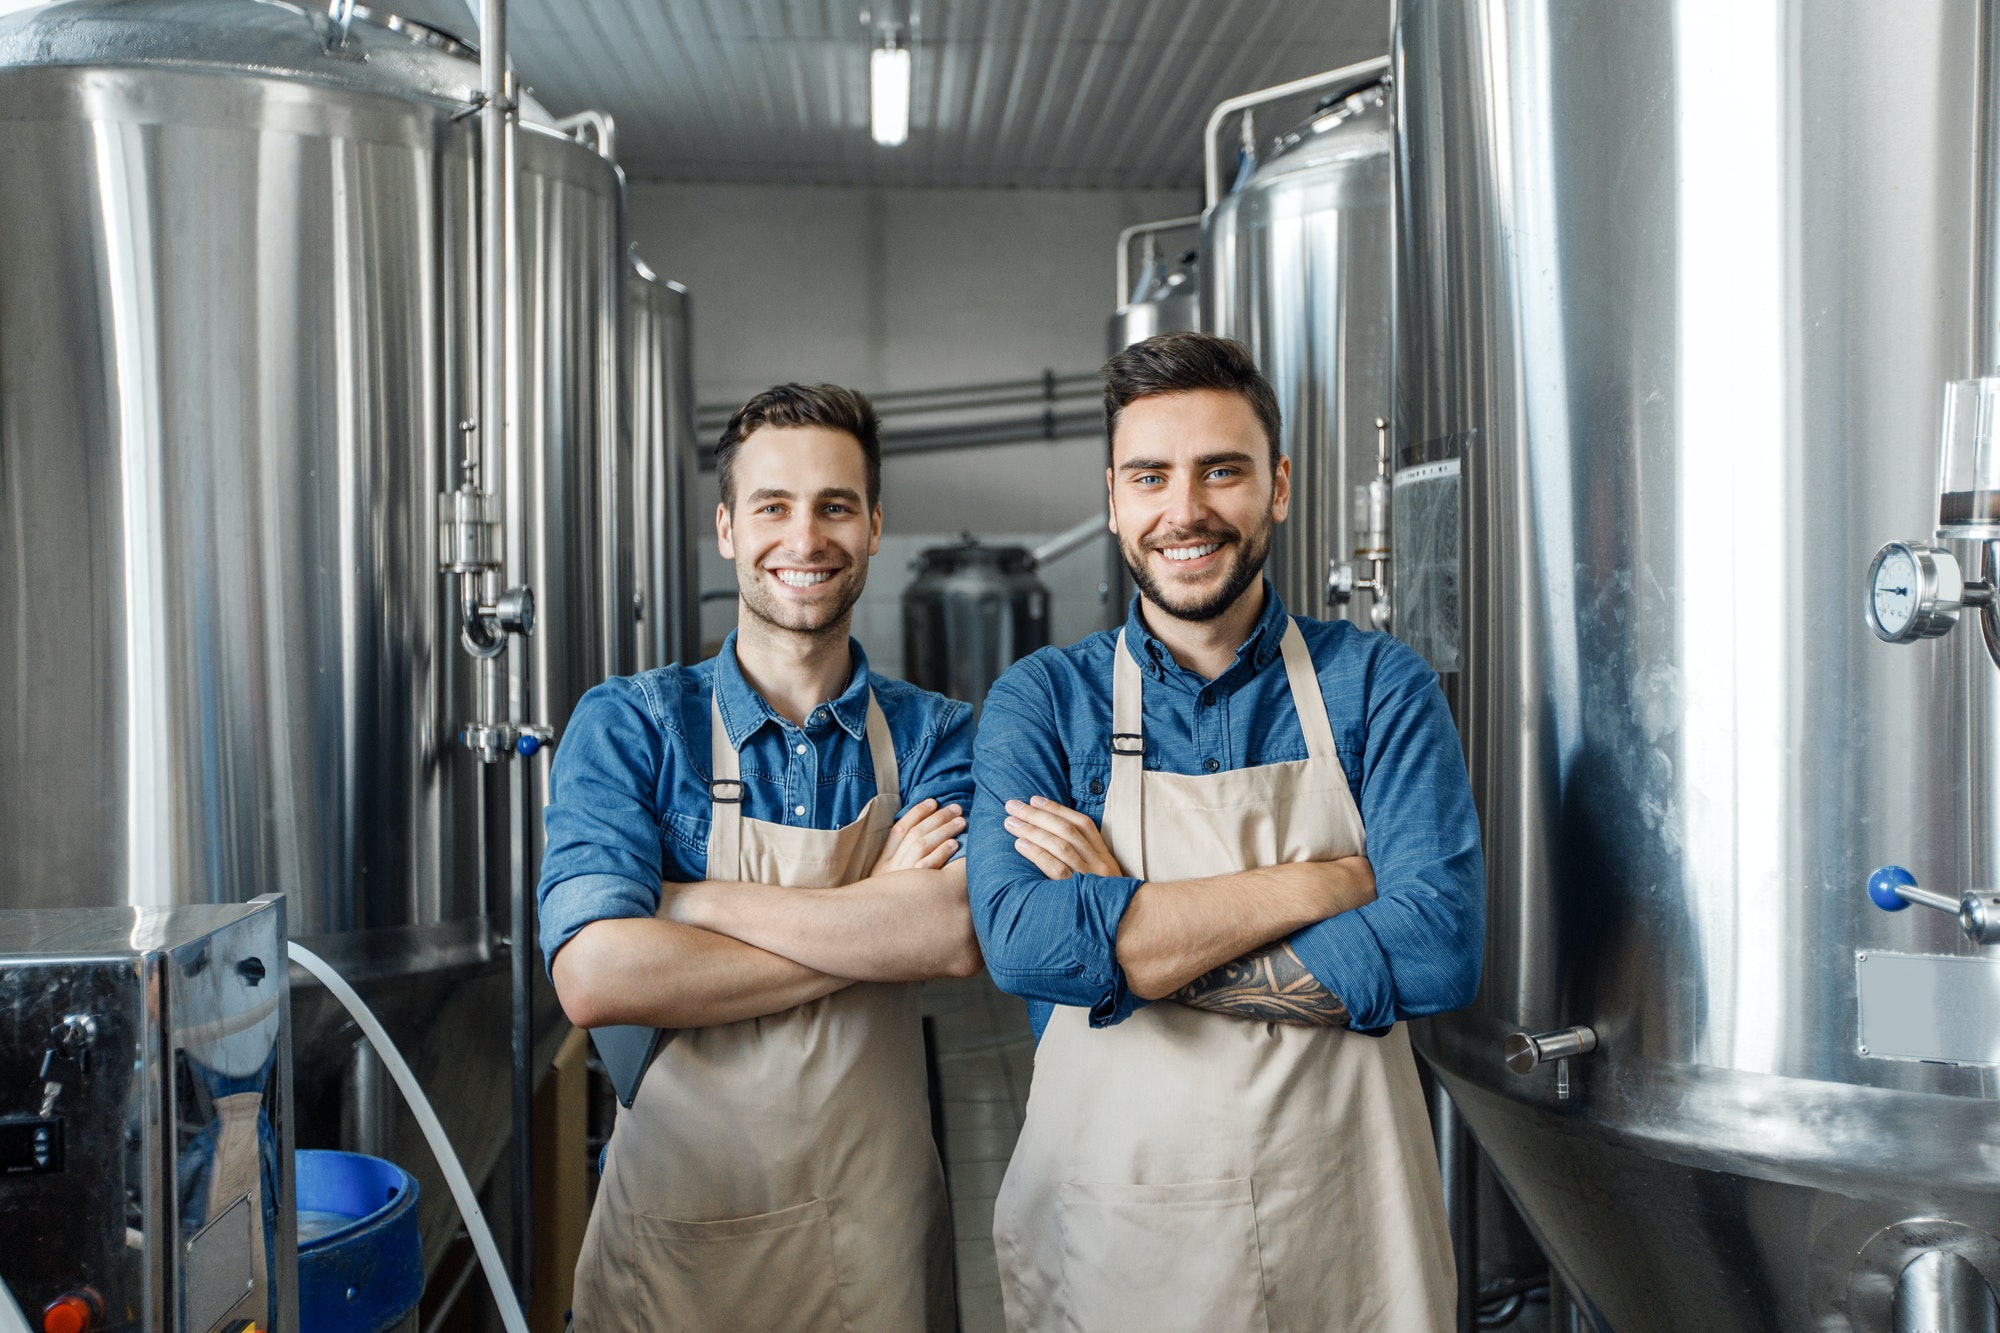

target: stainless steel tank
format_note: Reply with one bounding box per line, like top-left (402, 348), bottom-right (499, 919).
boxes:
top-left (629, 251), bottom-right (701, 670)
top-left (1109, 251), bottom-right (1200, 353)
top-left (1204, 81), bottom-right (1392, 627)
top-left (902, 538), bottom-right (1051, 713)
top-left (1396, 1), bottom-right (2000, 1326)
top-left (0, 0), bottom-right (621, 1267)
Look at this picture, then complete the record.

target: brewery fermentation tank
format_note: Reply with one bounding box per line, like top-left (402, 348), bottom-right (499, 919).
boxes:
top-left (1397, 0), bottom-right (2000, 1326)
top-left (629, 252), bottom-right (701, 670)
top-left (0, 0), bottom-right (624, 1266)
top-left (902, 538), bottom-right (1051, 713)
top-left (1204, 80), bottom-right (1391, 626)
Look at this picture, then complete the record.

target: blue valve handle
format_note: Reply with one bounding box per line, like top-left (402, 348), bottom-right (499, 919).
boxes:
top-left (1868, 865), bottom-right (1918, 912)
top-left (516, 734), bottom-right (542, 758)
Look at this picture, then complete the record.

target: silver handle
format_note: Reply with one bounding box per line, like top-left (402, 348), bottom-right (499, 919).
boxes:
top-left (1503, 1025), bottom-right (1598, 1100)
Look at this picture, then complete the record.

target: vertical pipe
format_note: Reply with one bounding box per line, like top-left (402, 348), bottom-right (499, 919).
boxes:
top-left (478, 0), bottom-right (532, 1300)
top-left (1432, 1087), bottom-right (1478, 1333)
top-left (1977, 0), bottom-right (2000, 375)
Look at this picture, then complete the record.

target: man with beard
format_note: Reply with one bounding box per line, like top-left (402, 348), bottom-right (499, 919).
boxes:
top-left (968, 332), bottom-right (1483, 1331)
top-left (541, 383), bottom-right (978, 1332)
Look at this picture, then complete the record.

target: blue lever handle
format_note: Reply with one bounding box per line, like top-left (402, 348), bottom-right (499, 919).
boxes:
top-left (1868, 865), bottom-right (1917, 912)
top-left (516, 734), bottom-right (542, 758)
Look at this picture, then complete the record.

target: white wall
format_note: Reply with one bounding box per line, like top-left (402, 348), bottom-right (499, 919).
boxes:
top-left (624, 181), bottom-right (1191, 658)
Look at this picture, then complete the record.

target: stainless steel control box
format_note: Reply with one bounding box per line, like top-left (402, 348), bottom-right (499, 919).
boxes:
top-left (0, 896), bottom-right (296, 1331)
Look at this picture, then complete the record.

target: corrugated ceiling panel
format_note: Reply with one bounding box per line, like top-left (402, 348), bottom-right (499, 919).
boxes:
top-left (509, 0), bottom-right (1389, 187)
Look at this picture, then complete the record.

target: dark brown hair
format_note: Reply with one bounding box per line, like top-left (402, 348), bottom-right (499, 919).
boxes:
top-left (1101, 331), bottom-right (1282, 469)
top-left (715, 383), bottom-right (883, 509)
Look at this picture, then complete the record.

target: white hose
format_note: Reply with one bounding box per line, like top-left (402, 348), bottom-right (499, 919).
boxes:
top-left (287, 941), bottom-right (531, 1333)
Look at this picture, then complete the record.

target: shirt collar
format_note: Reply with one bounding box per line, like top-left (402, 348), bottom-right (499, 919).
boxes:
top-left (1121, 578), bottom-right (1289, 692)
top-left (713, 631), bottom-right (874, 748)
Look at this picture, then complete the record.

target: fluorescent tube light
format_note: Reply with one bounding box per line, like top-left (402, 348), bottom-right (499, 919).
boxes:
top-left (871, 44), bottom-right (911, 147)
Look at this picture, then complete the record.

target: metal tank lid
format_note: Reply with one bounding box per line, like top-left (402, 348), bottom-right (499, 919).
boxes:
top-left (1243, 78), bottom-right (1390, 186)
top-left (0, 0), bottom-right (549, 115)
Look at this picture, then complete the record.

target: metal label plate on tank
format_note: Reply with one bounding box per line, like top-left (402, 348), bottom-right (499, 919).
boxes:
top-left (1391, 456), bottom-right (1462, 673)
top-left (1856, 950), bottom-right (2000, 1065)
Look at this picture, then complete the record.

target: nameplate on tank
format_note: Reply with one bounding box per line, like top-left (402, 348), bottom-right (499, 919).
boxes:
top-left (1856, 950), bottom-right (2000, 1065)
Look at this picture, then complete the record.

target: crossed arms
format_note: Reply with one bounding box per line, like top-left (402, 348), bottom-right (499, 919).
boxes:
top-left (552, 798), bottom-right (981, 1031)
top-left (1004, 795), bottom-right (1371, 1026)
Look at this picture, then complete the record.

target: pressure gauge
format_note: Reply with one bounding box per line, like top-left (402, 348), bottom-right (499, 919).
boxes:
top-left (1865, 541), bottom-right (1964, 642)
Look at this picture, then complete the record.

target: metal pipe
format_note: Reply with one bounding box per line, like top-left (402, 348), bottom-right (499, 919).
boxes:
top-left (1030, 513), bottom-right (1110, 567)
top-left (1433, 1088), bottom-right (1479, 1333)
top-left (1203, 56), bottom-right (1391, 210)
top-left (1115, 214), bottom-right (1202, 305)
top-left (553, 109), bottom-right (617, 162)
top-left (1977, 0), bottom-right (2000, 375)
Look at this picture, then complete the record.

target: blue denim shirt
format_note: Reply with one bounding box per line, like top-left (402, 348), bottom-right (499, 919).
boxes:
top-left (537, 632), bottom-right (975, 969)
top-left (969, 584), bottom-right (1483, 1038)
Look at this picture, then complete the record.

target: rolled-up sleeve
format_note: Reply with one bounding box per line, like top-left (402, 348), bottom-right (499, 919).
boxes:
top-left (537, 680), bottom-right (672, 970)
top-left (1286, 646), bottom-right (1485, 1032)
top-left (969, 659), bottom-right (1146, 1025)
top-left (901, 697), bottom-right (975, 863)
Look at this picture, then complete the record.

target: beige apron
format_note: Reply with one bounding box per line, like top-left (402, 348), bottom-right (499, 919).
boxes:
top-left (572, 689), bottom-right (954, 1333)
top-left (992, 621), bottom-right (1455, 1333)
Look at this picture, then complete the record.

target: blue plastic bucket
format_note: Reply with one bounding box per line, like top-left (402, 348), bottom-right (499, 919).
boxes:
top-left (296, 1149), bottom-right (423, 1333)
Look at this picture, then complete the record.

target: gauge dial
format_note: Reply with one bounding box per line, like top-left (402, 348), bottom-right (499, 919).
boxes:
top-left (1870, 546), bottom-right (1918, 639)
top-left (1865, 541), bottom-right (1964, 643)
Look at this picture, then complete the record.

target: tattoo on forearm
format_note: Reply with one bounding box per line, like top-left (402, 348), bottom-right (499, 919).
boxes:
top-left (1172, 943), bottom-right (1352, 1027)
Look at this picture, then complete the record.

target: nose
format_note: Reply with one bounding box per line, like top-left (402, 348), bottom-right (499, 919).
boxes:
top-left (780, 505), bottom-right (829, 558)
top-left (1160, 471), bottom-right (1212, 532)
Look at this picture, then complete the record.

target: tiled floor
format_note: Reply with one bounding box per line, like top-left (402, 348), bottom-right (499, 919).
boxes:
top-left (923, 973), bottom-right (1037, 1333)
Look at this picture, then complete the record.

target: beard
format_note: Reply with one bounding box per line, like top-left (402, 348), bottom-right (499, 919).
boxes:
top-left (1120, 516), bottom-right (1272, 623)
top-left (735, 552), bottom-right (867, 641)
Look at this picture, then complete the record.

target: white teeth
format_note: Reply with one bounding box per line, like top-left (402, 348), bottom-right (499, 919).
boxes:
top-left (1160, 543), bottom-right (1222, 562)
top-left (775, 569), bottom-right (834, 587)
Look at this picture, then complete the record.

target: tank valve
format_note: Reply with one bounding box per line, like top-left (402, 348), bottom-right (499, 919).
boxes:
top-left (1503, 1025), bottom-right (1597, 1099)
top-left (1330, 418), bottom-right (1393, 630)
top-left (1867, 865), bottom-right (2000, 944)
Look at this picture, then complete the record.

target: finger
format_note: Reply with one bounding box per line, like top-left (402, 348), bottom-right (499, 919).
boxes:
top-left (1006, 817), bottom-right (1088, 866)
top-left (915, 837), bottom-right (958, 870)
top-left (1014, 838), bottom-right (1073, 879)
top-left (906, 804), bottom-right (962, 842)
top-left (1026, 795), bottom-right (1099, 834)
top-left (1007, 805), bottom-right (1091, 853)
top-left (892, 798), bottom-right (940, 835)
top-left (907, 815), bottom-right (967, 855)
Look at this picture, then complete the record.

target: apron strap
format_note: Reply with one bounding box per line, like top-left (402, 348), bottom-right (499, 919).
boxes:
top-left (1104, 629), bottom-right (1147, 878)
top-left (707, 692), bottom-right (744, 881)
top-left (862, 688), bottom-right (900, 803)
top-left (1276, 618), bottom-right (1339, 763)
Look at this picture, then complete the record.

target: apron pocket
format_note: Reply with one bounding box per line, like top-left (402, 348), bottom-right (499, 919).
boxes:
top-left (1057, 1177), bottom-right (1271, 1333)
top-left (627, 1196), bottom-right (849, 1333)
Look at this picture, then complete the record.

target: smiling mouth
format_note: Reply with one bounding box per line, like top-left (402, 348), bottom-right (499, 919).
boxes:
top-left (773, 569), bottom-right (837, 587)
top-left (1157, 541), bottom-right (1224, 563)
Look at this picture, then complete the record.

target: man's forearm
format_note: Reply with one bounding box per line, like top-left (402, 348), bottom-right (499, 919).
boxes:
top-left (1114, 857), bottom-right (1374, 1001)
top-left (671, 862), bottom-right (982, 983)
top-left (551, 916), bottom-right (853, 1030)
top-left (1172, 941), bottom-right (1351, 1026)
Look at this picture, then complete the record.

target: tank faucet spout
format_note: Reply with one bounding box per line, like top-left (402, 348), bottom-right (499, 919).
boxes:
top-left (1502, 1026), bottom-right (1598, 1100)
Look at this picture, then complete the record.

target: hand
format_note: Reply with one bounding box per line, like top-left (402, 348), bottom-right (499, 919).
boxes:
top-left (1005, 796), bottom-right (1124, 880)
top-left (871, 799), bottom-right (965, 876)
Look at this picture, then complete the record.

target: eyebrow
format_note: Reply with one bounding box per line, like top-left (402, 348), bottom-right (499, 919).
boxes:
top-left (744, 486), bottom-right (864, 504)
top-left (1117, 450), bottom-right (1259, 473)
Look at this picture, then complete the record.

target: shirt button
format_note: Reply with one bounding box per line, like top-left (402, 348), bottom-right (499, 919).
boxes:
top-left (795, 743), bottom-right (807, 755)
top-left (794, 804), bottom-right (806, 816)
top-left (1199, 690), bottom-right (1214, 706)
top-left (811, 710), bottom-right (824, 725)
top-left (1089, 779), bottom-right (1104, 795)
top-left (1203, 758), bottom-right (1220, 773)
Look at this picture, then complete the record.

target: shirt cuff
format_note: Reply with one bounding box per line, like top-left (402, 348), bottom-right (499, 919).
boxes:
top-left (1077, 873), bottom-right (1146, 1027)
top-left (538, 872), bottom-right (660, 975)
top-left (1287, 910), bottom-right (1394, 1034)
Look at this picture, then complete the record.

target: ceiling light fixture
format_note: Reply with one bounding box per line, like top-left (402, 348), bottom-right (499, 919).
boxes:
top-left (871, 39), bottom-right (911, 147)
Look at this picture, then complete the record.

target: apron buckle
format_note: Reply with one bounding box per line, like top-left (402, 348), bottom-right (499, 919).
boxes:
top-left (708, 777), bottom-right (746, 804)
top-left (1110, 732), bottom-right (1145, 757)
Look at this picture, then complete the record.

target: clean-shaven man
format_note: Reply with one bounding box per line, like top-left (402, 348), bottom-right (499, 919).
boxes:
top-left (970, 332), bottom-right (1483, 1331)
top-left (541, 383), bottom-right (979, 1332)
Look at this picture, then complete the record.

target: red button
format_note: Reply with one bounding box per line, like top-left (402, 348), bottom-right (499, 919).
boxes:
top-left (42, 1296), bottom-right (93, 1333)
